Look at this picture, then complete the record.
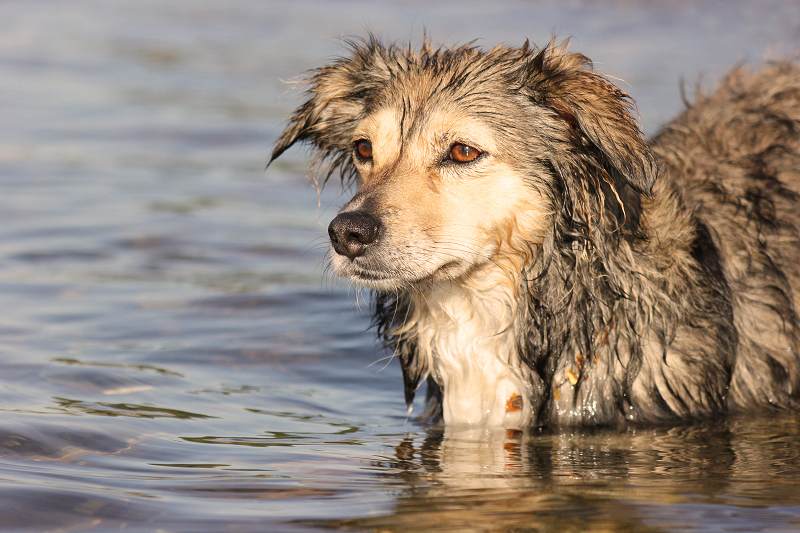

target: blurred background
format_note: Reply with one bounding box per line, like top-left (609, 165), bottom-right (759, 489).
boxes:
top-left (1, 1), bottom-right (800, 532)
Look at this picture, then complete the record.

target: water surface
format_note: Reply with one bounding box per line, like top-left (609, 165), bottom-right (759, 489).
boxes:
top-left (2, 1), bottom-right (800, 531)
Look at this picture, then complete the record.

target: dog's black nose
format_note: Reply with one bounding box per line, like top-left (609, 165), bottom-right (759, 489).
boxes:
top-left (328, 211), bottom-right (381, 259)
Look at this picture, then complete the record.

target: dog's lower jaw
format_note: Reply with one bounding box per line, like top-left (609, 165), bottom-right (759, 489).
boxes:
top-left (329, 249), bottom-right (482, 291)
top-left (413, 276), bottom-right (533, 428)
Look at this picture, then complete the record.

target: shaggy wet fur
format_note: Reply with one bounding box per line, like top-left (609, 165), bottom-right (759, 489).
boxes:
top-left (270, 38), bottom-right (800, 427)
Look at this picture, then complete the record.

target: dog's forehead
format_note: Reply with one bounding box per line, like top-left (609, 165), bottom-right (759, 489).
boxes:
top-left (360, 73), bottom-right (505, 137)
top-left (354, 65), bottom-right (528, 151)
top-left (356, 102), bottom-right (499, 155)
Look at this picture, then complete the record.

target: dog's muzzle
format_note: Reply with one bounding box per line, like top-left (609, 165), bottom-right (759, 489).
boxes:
top-left (328, 211), bottom-right (382, 260)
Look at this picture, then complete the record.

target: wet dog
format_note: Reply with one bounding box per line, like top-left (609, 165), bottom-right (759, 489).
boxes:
top-left (270, 38), bottom-right (800, 427)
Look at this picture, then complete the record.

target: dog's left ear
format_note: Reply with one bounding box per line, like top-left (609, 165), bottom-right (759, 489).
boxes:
top-left (269, 38), bottom-right (393, 170)
top-left (523, 46), bottom-right (658, 195)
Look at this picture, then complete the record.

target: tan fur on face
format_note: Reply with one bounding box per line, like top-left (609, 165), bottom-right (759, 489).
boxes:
top-left (331, 103), bottom-right (550, 291)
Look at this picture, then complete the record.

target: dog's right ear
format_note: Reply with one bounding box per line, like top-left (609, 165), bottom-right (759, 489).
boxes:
top-left (268, 39), bottom-right (393, 171)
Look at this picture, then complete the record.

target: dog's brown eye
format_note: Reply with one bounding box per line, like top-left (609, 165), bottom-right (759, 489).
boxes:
top-left (355, 139), bottom-right (373, 161)
top-left (449, 143), bottom-right (481, 163)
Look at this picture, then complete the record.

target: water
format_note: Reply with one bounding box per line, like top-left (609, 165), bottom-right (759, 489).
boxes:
top-left (2, 0), bottom-right (800, 531)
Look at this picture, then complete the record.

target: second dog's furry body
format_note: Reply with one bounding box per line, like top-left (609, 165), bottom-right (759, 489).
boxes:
top-left (270, 38), bottom-right (800, 427)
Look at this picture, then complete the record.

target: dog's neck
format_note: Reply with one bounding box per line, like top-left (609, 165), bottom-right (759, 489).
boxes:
top-left (410, 263), bottom-right (534, 427)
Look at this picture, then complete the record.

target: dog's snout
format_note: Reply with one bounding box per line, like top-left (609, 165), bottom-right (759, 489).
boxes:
top-left (328, 211), bottom-right (382, 259)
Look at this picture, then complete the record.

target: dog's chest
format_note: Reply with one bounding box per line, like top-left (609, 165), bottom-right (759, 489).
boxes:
top-left (415, 281), bottom-right (532, 427)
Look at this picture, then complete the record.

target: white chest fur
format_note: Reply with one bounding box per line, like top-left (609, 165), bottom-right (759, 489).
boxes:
top-left (413, 278), bottom-right (532, 427)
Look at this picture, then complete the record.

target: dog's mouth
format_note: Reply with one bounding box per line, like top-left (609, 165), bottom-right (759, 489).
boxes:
top-left (338, 256), bottom-right (470, 290)
top-left (344, 268), bottom-right (406, 290)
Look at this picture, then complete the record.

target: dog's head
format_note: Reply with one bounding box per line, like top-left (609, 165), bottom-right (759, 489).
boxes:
top-left (270, 38), bottom-right (657, 290)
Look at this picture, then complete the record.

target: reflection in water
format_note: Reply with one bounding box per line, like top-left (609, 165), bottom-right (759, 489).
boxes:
top-left (51, 397), bottom-right (218, 419)
top-left (317, 415), bottom-right (800, 532)
top-left (52, 358), bottom-right (183, 377)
